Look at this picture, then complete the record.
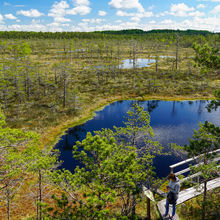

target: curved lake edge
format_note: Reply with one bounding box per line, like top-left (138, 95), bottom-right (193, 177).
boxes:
top-left (41, 94), bottom-right (216, 149)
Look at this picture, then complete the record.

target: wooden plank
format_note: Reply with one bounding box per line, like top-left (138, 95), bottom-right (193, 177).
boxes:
top-left (157, 200), bottom-right (180, 220)
top-left (170, 149), bottom-right (220, 170)
top-left (177, 177), bottom-right (220, 204)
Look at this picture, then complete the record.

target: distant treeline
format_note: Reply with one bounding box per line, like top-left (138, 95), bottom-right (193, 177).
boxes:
top-left (0, 29), bottom-right (218, 39)
top-left (0, 31), bottom-right (106, 39)
top-left (96, 29), bottom-right (214, 35)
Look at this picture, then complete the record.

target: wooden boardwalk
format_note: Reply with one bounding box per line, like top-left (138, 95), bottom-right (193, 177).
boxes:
top-left (157, 177), bottom-right (220, 219)
top-left (152, 149), bottom-right (220, 219)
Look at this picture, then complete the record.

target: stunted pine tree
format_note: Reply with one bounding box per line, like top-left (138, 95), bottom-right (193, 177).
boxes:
top-left (95, 102), bottom-right (162, 218)
top-left (73, 133), bottom-right (147, 217)
top-left (185, 121), bottom-right (220, 220)
top-left (193, 43), bottom-right (220, 73)
top-left (23, 145), bottom-right (59, 220)
top-left (0, 108), bottom-right (39, 220)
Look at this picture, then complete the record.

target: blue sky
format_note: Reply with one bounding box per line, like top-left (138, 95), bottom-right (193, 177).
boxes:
top-left (0, 0), bottom-right (220, 32)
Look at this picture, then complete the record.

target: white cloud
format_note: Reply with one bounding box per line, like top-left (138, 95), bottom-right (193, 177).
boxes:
top-left (47, 22), bottom-right (69, 27)
top-left (8, 22), bottom-right (70, 32)
top-left (0, 24), bottom-right (7, 31)
top-left (7, 23), bottom-right (47, 32)
top-left (48, 1), bottom-right (69, 18)
top-left (197, 4), bottom-right (205, 9)
top-left (67, 6), bottom-right (91, 15)
top-left (69, 15), bottom-right (220, 32)
top-left (56, 17), bottom-right (72, 22)
top-left (109, 0), bottom-right (144, 13)
top-left (5, 13), bottom-right (17, 20)
top-left (99, 10), bottom-right (107, 16)
top-left (116, 10), bottom-right (131, 16)
top-left (74, 21), bottom-right (141, 32)
top-left (3, 0), bottom-right (220, 33)
top-left (212, 5), bottom-right (220, 13)
top-left (111, 0), bottom-right (152, 21)
top-left (189, 11), bottom-right (205, 17)
top-left (47, 22), bottom-right (70, 32)
top-left (68, 0), bottom-right (91, 15)
top-left (48, 0), bottom-right (91, 20)
top-left (138, 11), bottom-right (153, 18)
top-left (149, 20), bottom-right (156, 24)
top-left (0, 14), bottom-right (4, 23)
top-left (116, 10), bottom-right (153, 18)
top-left (156, 11), bottom-right (168, 17)
top-left (131, 17), bottom-right (140, 21)
top-left (161, 19), bottom-right (173, 24)
top-left (3, 14), bottom-right (220, 32)
top-left (31, 19), bottom-right (41, 24)
top-left (72, 0), bottom-right (90, 6)
top-left (157, 3), bottom-right (204, 18)
top-left (48, 1), bottom-right (71, 22)
top-left (171, 3), bottom-right (194, 12)
top-left (82, 18), bottom-right (105, 23)
top-left (153, 16), bottom-right (220, 32)
top-left (17, 9), bottom-right (44, 17)
top-left (170, 3), bottom-right (194, 17)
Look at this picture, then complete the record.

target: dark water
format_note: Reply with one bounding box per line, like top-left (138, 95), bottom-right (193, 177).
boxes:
top-left (55, 100), bottom-right (220, 177)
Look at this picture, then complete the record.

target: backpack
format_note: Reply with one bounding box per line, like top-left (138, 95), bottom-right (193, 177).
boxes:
top-left (167, 191), bottom-right (177, 204)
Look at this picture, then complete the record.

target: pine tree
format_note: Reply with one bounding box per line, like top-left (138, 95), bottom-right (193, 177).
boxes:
top-left (23, 145), bottom-right (59, 220)
top-left (185, 121), bottom-right (220, 220)
top-left (0, 108), bottom-right (39, 220)
top-left (95, 102), bottom-right (162, 217)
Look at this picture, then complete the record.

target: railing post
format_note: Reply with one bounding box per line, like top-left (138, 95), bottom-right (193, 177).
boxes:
top-left (170, 167), bottom-right (174, 174)
top-left (197, 175), bottom-right (200, 183)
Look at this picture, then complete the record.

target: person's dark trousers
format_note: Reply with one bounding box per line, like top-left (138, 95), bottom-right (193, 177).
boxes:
top-left (165, 199), bottom-right (176, 216)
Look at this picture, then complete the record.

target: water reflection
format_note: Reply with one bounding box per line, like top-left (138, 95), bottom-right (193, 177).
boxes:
top-left (119, 58), bottom-right (155, 69)
top-left (55, 100), bottom-right (220, 177)
top-left (95, 56), bottom-right (174, 70)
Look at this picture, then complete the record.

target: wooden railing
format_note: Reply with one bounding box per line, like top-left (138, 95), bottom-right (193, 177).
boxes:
top-left (169, 149), bottom-right (220, 183)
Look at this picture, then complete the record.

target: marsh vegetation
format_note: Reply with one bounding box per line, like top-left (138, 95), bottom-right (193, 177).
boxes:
top-left (0, 30), bottom-right (220, 219)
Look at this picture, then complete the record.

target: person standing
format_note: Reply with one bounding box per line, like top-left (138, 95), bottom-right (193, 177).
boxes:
top-left (163, 173), bottom-right (180, 219)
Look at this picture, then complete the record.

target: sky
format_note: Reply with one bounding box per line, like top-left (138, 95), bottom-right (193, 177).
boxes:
top-left (0, 0), bottom-right (220, 32)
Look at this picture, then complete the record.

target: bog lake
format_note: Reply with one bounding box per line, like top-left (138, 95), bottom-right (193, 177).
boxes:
top-left (55, 100), bottom-right (220, 177)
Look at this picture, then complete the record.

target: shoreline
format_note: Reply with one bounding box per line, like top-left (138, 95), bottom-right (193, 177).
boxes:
top-left (40, 93), bottom-right (215, 148)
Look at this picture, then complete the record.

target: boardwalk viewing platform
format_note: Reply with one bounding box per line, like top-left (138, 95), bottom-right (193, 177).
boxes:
top-left (157, 177), bottom-right (220, 220)
top-left (144, 149), bottom-right (220, 219)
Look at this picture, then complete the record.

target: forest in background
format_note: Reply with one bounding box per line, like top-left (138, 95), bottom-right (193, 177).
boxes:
top-left (0, 29), bottom-right (217, 39)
